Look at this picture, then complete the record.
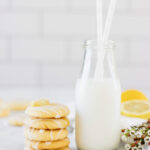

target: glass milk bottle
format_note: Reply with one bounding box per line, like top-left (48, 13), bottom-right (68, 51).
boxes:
top-left (75, 40), bottom-right (121, 150)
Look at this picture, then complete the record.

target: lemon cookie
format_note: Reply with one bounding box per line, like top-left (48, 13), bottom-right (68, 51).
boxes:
top-left (25, 147), bottom-right (70, 150)
top-left (24, 128), bottom-right (68, 141)
top-left (25, 100), bottom-right (70, 119)
top-left (8, 100), bottom-right (30, 111)
top-left (0, 104), bottom-right (10, 117)
top-left (25, 138), bottom-right (70, 149)
top-left (8, 114), bottom-right (26, 126)
top-left (31, 99), bottom-right (50, 107)
top-left (25, 117), bottom-right (69, 129)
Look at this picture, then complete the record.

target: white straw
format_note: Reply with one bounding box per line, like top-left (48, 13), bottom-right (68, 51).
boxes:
top-left (103, 0), bottom-right (117, 41)
top-left (94, 0), bottom-right (117, 80)
top-left (95, 0), bottom-right (103, 80)
top-left (97, 0), bottom-right (103, 43)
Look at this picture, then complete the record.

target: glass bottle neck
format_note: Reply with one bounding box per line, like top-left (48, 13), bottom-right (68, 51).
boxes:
top-left (84, 40), bottom-right (115, 52)
top-left (80, 40), bottom-right (117, 81)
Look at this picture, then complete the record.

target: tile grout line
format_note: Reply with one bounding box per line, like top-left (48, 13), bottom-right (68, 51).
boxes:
top-left (6, 36), bottom-right (13, 64)
top-left (37, 62), bottom-right (43, 88)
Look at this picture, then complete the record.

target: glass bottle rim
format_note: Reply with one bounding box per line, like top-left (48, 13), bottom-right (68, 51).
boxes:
top-left (84, 40), bottom-right (115, 50)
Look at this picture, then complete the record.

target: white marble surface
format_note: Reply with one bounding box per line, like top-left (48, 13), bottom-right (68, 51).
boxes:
top-left (0, 88), bottom-right (75, 149)
top-left (0, 88), bottom-right (150, 150)
top-left (0, 112), bottom-right (147, 150)
top-left (0, 112), bottom-right (76, 150)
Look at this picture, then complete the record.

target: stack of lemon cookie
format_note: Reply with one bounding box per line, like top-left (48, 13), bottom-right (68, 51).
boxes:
top-left (24, 100), bottom-right (70, 150)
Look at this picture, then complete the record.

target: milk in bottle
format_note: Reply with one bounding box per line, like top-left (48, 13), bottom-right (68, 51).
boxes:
top-left (75, 40), bottom-right (121, 150)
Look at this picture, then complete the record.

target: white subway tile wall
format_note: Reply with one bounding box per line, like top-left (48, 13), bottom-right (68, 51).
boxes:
top-left (71, 0), bottom-right (129, 11)
top-left (0, 0), bottom-right (149, 90)
top-left (0, 39), bottom-right (8, 60)
top-left (44, 13), bottom-right (96, 37)
top-left (0, 64), bottom-right (39, 87)
top-left (112, 16), bottom-right (150, 36)
top-left (130, 41), bottom-right (150, 63)
top-left (12, 39), bottom-right (66, 63)
top-left (12, 0), bottom-right (67, 10)
top-left (0, 0), bottom-right (9, 8)
top-left (69, 40), bottom-right (84, 63)
top-left (0, 12), bottom-right (40, 35)
top-left (42, 65), bottom-right (79, 87)
top-left (131, 0), bottom-right (150, 10)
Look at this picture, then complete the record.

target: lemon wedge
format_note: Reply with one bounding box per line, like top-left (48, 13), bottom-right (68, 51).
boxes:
top-left (121, 90), bottom-right (148, 103)
top-left (121, 100), bottom-right (150, 119)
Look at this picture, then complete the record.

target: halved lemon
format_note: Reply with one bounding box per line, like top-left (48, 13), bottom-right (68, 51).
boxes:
top-left (121, 90), bottom-right (148, 103)
top-left (121, 100), bottom-right (150, 119)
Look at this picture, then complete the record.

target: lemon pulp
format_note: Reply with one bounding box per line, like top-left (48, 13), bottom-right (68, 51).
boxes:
top-left (121, 100), bottom-right (150, 119)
